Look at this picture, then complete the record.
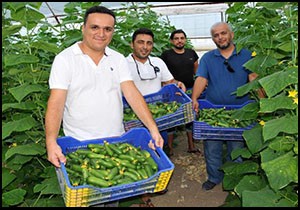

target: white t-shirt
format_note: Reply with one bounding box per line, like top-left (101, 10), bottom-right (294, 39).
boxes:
top-left (49, 42), bottom-right (133, 140)
top-left (126, 54), bottom-right (174, 96)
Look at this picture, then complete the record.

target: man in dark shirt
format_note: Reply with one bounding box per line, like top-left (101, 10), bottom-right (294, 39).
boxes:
top-left (161, 29), bottom-right (200, 156)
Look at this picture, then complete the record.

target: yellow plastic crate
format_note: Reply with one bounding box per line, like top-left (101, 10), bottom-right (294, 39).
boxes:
top-left (55, 128), bottom-right (174, 207)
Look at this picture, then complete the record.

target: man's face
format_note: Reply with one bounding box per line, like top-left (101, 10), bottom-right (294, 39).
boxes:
top-left (131, 34), bottom-right (153, 60)
top-left (82, 13), bottom-right (115, 52)
top-left (211, 24), bottom-right (234, 50)
top-left (171, 33), bottom-right (186, 50)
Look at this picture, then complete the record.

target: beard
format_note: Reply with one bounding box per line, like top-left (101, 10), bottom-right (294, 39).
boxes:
top-left (174, 45), bottom-right (184, 50)
top-left (216, 41), bottom-right (231, 50)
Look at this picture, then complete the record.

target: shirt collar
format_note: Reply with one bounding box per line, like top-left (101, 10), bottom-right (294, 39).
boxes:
top-left (72, 42), bottom-right (112, 56)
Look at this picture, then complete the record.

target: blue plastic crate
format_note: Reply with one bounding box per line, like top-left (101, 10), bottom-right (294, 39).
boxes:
top-left (55, 128), bottom-right (174, 207)
top-left (123, 84), bottom-right (194, 131)
top-left (193, 99), bottom-right (255, 141)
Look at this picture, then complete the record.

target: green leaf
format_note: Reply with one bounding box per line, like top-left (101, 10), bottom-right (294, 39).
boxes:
top-left (236, 79), bottom-right (262, 97)
top-left (2, 24), bottom-right (22, 39)
top-left (242, 186), bottom-right (294, 207)
top-left (261, 151), bottom-right (298, 190)
top-left (260, 147), bottom-right (283, 163)
top-left (275, 27), bottom-right (298, 39)
top-left (231, 147), bottom-right (252, 159)
top-left (276, 41), bottom-right (292, 52)
top-left (263, 115), bottom-right (298, 141)
top-left (31, 41), bottom-right (60, 54)
top-left (235, 175), bottom-right (267, 197)
top-left (231, 102), bottom-right (259, 120)
top-left (2, 189), bottom-right (26, 206)
top-left (223, 173), bottom-right (243, 191)
top-left (268, 136), bottom-right (295, 152)
top-left (2, 101), bottom-right (37, 112)
top-left (221, 160), bottom-right (259, 175)
top-left (34, 176), bottom-right (62, 195)
top-left (259, 96), bottom-right (297, 113)
top-left (2, 116), bottom-right (37, 140)
top-left (11, 4), bottom-right (44, 22)
top-left (6, 155), bottom-right (33, 171)
top-left (243, 55), bottom-right (278, 73)
top-left (243, 125), bottom-right (268, 154)
top-left (4, 54), bottom-right (39, 67)
top-left (259, 67), bottom-right (298, 97)
top-left (5, 143), bottom-right (45, 160)
top-left (8, 84), bottom-right (47, 102)
top-left (2, 168), bottom-right (17, 189)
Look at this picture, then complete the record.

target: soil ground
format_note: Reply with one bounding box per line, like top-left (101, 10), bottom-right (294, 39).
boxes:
top-left (120, 129), bottom-right (228, 207)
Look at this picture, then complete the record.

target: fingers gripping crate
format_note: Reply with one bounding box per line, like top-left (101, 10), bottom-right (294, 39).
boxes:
top-left (55, 128), bottom-right (174, 207)
top-left (123, 84), bottom-right (194, 131)
top-left (193, 99), bottom-right (255, 141)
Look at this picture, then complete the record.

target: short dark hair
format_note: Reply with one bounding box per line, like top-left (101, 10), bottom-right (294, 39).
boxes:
top-left (170, 29), bottom-right (186, 40)
top-left (132, 28), bottom-right (154, 42)
top-left (83, 6), bottom-right (116, 25)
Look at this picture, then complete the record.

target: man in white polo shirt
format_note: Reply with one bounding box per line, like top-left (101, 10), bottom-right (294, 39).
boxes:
top-left (45, 6), bottom-right (163, 169)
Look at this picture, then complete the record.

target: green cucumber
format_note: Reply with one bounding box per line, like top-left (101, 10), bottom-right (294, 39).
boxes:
top-left (106, 167), bottom-right (119, 180)
top-left (87, 176), bottom-right (112, 188)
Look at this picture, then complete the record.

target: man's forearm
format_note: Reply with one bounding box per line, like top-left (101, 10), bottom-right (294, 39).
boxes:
top-left (45, 107), bottom-right (63, 147)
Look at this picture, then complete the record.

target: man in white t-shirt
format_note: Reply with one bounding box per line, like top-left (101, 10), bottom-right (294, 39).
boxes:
top-left (126, 28), bottom-right (186, 157)
top-left (125, 28), bottom-right (186, 207)
top-left (126, 28), bottom-right (186, 96)
top-left (45, 7), bottom-right (164, 170)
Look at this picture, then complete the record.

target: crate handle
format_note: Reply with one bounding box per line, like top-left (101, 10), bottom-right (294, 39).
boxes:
top-left (152, 148), bottom-right (161, 159)
top-left (175, 91), bottom-right (182, 96)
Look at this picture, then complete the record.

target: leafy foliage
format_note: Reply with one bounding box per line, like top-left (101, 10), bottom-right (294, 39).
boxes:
top-left (221, 2), bottom-right (298, 207)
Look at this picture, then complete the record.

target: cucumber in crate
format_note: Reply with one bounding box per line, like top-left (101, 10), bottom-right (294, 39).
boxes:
top-left (193, 99), bottom-right (258, 141)
top-left (55, 128), bottom-right (174, 207)
top-left (123, 84), bottom-right (194, 131)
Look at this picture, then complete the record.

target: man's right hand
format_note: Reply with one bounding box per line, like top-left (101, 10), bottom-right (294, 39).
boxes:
top-left (192, 99), bottom-right (199, 113)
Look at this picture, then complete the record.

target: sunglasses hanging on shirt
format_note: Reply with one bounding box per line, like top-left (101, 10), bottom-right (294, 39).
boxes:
top-left (223, 59), bottom-right (235, 73)
top-left (132, 55), bottom-right (160, 80)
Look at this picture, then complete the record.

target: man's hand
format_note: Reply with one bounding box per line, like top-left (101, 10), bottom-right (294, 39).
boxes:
top-left (148, 130), bottom-right (164, 150)
top-left (176, 81), bottom-right (186, 92)
top-left (46, 143), bottom-right (66, 168)
top-left (192, 99), bottom-right (200, 113)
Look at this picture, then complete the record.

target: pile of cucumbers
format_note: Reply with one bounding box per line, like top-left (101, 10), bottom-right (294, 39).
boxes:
top-left (124, 101), bottom-right (182, 121)
top-left (197, 108), bottom-right (255, 128)
top-left (65, 141), bottom-right (158, 188)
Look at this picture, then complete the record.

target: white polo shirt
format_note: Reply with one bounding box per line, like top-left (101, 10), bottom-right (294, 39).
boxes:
top-left (126, 54), bottom-right (174, 96)
top-left (49, 42), bottom-right (133, 140)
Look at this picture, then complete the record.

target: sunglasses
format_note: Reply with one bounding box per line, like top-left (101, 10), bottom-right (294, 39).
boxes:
top-left (132, 55), bottom-right (160, 80)
top-left (223, 59), bottom-right (235, 73)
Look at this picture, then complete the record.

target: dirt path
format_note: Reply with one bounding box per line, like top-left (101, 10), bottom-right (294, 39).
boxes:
top-left (149, 130), bottom-right (228, 207)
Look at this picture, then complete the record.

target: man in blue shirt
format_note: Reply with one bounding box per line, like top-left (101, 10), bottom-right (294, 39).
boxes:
top-left (191, 22), bottom-right (259, 191)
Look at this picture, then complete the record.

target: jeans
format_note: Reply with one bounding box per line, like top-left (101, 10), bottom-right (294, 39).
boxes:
top-left (203, 140), bottom-right (244, 184)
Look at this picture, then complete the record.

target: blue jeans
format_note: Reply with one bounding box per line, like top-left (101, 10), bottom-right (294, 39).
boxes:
top-left (203, 140), bottom-right (244, 184)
